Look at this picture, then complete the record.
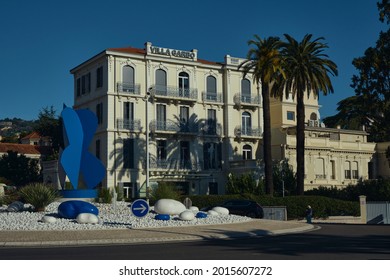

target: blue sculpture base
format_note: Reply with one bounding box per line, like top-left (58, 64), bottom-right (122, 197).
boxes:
top-left (60, 189), bottom-right (98, 199)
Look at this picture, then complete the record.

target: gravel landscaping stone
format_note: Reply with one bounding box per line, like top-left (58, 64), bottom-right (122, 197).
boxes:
top-left (0, 201), bottom-right (251, 231)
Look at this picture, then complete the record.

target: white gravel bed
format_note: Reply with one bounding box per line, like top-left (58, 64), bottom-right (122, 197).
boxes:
top-left (0, 201), bottom-right (251, 231)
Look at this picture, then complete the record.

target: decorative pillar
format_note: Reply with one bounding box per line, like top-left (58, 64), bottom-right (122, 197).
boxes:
top-left (359, 195), bottom-right (367, 224)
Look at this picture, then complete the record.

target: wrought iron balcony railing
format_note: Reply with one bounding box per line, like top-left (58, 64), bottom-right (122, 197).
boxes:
top-left (315, 174), bottom-right (327, 180)
top-left (201, 123), bottom-right (222, 136)
top-left (150, 120), bottom-right (199, 134)
top-left (117, 82), bottom-right (141, 95)
top-left (150, 85), bottom-right (198, 101)
top-left (202, 92), bottom-right (223, 103)
top-left (233, 93), bottom-right (260, 106)
top-left (149, 158), bottom-right (202, 171)
top-left (234, 126), bottom-right (262, 137)
top-left (117, 119), bottom-right (141, 131)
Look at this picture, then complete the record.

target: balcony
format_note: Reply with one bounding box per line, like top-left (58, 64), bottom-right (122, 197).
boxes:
top-left (201, 123), bottom-right (222, 137)
top-left (117, 119), bottom-right (141, 131)
top-left (117, 82), bottom-right (141, 95)
top-left (150, 120), bottom-right (199, 135)
top-left (202, 92), bottom-right (223, 104)
top-left (233, 93), bottom-right (260, 108)
top-left (150, 85), bottom-right (198, 102)
top-left (149, 158), bottom-right (202, 171)
top-left (234, 126), bottom-right (262, 139)
top-left (315, 174), bottom-right (327, 180)
top-left (229, 159), bottom-right (263, 175)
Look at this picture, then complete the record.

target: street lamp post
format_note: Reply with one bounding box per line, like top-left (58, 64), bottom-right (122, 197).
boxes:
top-left (145, 89), bottom-right (151, 204)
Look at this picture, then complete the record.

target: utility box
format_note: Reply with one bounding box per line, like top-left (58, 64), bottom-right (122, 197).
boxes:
top-left (262, 206), bottom-right (287, 221)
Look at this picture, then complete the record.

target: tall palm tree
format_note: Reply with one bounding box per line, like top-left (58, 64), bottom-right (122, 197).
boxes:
top-left (239, 35), bottom-right (284, 196)
top-left (277, 34), bottom-right (338, 195)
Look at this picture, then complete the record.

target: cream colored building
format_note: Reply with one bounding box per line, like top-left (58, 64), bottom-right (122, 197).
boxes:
top-left (71, 42), bottom-right (263, 198)
top-left (270, 94), bottom-right (376, 190)
top-left (71, 42), bottom-right (376, 197)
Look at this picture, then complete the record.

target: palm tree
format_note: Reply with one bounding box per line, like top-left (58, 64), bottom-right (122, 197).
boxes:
top-left (277, 34), bottom-right (338, 195)
top-left (239, 35), bottom-right (284, 196)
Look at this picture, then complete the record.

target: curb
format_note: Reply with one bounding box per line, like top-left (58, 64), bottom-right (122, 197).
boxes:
top-left (0, 223), bottom-right (317, 248)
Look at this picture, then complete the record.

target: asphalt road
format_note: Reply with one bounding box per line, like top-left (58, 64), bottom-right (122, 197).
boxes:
top-left (1, 224), bottom-right (390, 260)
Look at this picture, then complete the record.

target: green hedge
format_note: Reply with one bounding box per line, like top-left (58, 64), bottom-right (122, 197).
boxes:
top-left (185, 194), bottom-right (360, 220)
top-left (305, 179), bottom-right (390, 202)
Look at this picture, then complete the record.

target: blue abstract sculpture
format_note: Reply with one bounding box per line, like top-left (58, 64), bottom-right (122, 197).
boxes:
top-left (155, 214), bottom-right (170, 221)
top-left (60, 106), bottom-right (105, 190)
top-left (58, 200), bottom-right (99, 219)
top-left (196, 212), bottom-right (208, 219)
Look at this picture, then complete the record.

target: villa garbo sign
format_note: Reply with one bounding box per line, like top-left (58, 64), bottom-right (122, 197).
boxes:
top-left (147, 43), bottom-right (196, 60)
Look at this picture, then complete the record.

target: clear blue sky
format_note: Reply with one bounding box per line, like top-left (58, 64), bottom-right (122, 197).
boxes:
top-left (0, 0), bottom-right (385, 120)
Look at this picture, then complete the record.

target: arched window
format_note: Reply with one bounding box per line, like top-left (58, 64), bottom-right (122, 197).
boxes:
top-left (156, 69), bottom-right (167, 95)
top-left (242, 112), bottom-right (252, 135)
top-left (122, 66), bottom-right (135, 93)
top-left (241, 79), bottom-right (251, 102)
top-left (310, 113), bottom-right (317, 120)
top-left (206, 75), bottom-right (217, 101)
top-left (123, 66), bottom-right (134, 84)
top-left (178, 72), bottom-right (189, 97)
top-left (243, 144), bottom-right (252, 160)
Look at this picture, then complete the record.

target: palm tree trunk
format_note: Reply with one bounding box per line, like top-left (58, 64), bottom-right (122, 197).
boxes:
top-left (296, 90), bottom-right (305, 195)
top-left (262, 83), bottom-right (274, 196)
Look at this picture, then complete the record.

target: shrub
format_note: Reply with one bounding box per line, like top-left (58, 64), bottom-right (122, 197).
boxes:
top-left (186, 194), bottom-right (360, 220)
top-left (150, 182), bottom-right (181, 202)
top-left (0, 176), bottom-right (13, 185)
top-left (114, 185), bottom-right (124, 201)
top-left (305, 179), bottom-right (390, 201)
top-left (18, 183), bottom-right (60, 212)
top-left (96, 187), bottom-right (112, 203)
top-left (1, 185), bottom-right (21, 205)
top-left (226, 172), bottom-right (264, 195)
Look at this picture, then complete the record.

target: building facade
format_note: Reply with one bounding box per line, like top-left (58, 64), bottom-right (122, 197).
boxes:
top-left (70, 42), bottom-right (376, 198)
top-left (270, 94), bottom-right (376, 190)
top-left (71, 42), bottom-right (263, 198)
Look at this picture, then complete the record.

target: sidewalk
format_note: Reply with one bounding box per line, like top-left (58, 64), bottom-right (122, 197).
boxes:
top-left (0, 219), bottom-right (315, 247)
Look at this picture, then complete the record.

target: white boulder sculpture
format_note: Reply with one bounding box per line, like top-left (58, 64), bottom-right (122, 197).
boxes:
top-left (76, 213), bottom-right (99, 224)
top-left (189, 206), bottom-right (199, 213)
top-left (154, 199), bottom-right (186, 215)
top-left (212, 206), bottom-right (229, 215)
top-left (179, 210), bottom-right (195, 221)
top-left (207, 210), bottom-right (219, 216)
top-left (41, 215), bottom-right (57, 223)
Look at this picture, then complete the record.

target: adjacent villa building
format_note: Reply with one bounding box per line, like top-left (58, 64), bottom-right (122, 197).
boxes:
top-left (70, 42), bottom-right (376, 198)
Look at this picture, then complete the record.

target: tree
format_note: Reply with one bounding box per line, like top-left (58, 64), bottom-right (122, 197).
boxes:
top-left (0, 151), bottom-right (41, 186)
top-left (323, 95), bottom-right (376, 131)
top-left (34, 106), bottom-right (63, 155)
top-left (277, 34), bottom-right (338, 195)
top-left (323, 1), bottom-right (389, 142)
top-left (378, 0), bottom-right (390, 23)
top-left (239, 35), bottom-right (284, 196)
top-left (272, 159), bottom-right (297, 196)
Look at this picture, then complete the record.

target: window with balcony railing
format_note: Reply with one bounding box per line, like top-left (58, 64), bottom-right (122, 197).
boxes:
top-left (117, 82), bottom-right (141, 94)
top-left (117, 119), bottom-right (141, 131)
